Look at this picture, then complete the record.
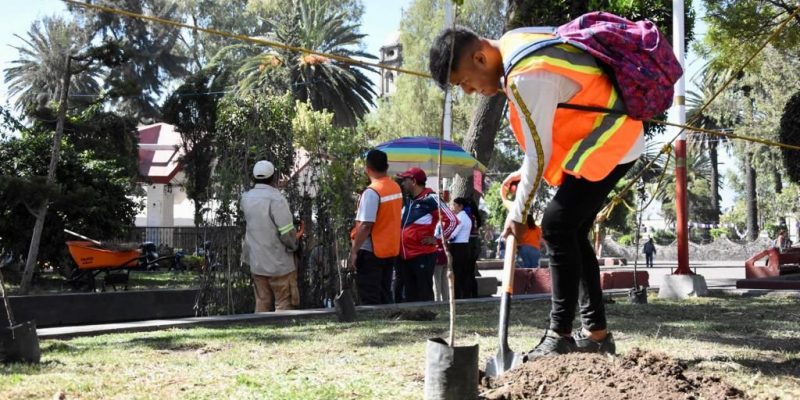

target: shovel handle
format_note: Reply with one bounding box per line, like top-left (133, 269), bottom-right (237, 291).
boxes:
top-left (502, 235), bottom-right (517, 294)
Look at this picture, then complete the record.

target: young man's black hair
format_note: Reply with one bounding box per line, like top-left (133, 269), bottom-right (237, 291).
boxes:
top-left (366, 149), bottom-right (389, 173)
top-left (429, 26), bottom-right (481, 89)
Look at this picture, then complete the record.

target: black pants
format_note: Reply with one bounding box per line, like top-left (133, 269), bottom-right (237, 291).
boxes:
top-left (541, 162), bottom-right (634, 334)
top-left (645, 253), bottom-right (654, 268)
top-left (355, 250), bottom-right (394, 305)
top-left (398, 253), bottom-right (436, 302)
top-left (450, 243), bottom-right (476, 299)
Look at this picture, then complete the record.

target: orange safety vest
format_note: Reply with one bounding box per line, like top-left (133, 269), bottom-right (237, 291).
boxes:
top-left (351, 176), bottom-right (402, 258)
top-left (499, 30), bottom-right (643, 187)
top-left (520, 225), bottom-right (542, 250)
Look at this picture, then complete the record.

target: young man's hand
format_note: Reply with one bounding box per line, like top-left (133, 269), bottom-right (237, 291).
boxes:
top-left (502, 216), bottom-right (526, 241)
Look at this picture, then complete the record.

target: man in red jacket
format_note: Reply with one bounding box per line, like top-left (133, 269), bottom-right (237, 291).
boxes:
top-left (396, 167), bottom-right (457, 302)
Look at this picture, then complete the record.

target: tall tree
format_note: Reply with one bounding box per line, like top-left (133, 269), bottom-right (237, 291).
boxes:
top-left (162, 69), bottom-right (224, 227)
top-left (231, 0), bottom-right (375, 127)
top-left (70, 0), bottom-right (191, 122)
top-left (4, 16), bottom-right (101, 113)
top-left (686, 65), bottom-right (734, 224)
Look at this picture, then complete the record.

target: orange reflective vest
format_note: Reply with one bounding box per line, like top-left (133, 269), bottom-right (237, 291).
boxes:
top-left (500, 30), bottom-right (643, 187)
top-left (351, 176), bottom-right (402, 258)
top-left (520, 225), bottom-right (542, 250)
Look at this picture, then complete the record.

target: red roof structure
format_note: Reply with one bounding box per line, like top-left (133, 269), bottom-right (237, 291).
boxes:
top-left (138, 123), bottom-right (184, 184)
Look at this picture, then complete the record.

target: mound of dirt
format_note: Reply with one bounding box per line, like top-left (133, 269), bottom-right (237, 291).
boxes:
top-left (480, 348), bottom-right (748, 400)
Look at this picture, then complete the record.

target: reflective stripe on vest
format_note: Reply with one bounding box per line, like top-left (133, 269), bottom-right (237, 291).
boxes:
top-left (500, 31), bottom-right (643, 187)
top-left (354, 176), bottom-right (402, 258)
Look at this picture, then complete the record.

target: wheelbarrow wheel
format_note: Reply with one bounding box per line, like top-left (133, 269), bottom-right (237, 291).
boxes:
top-left (66, 268), bottom-right (96, 292)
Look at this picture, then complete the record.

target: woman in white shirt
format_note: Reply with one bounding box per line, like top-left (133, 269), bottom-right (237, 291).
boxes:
top-left (448, 197), bottom-right (474, 299)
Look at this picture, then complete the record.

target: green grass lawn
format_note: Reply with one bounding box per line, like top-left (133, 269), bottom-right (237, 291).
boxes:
top-left (4, 270), bottom-right (198, 294)
top-left (1, 293), bottom-right (799, 399)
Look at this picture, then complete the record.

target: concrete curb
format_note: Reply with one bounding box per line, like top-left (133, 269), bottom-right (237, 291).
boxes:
top-left (38, 287), bottom-right (772, 340)
top-left (38, 292), bottom-right (561, 340)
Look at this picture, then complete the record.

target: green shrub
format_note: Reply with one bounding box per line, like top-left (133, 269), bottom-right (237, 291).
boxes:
top-left (618, 234), bottom-right (633, 246)
top-left (180, 255), bottom-right (205, 270)
top-left (652, 229), bottom-right (676, 245)
top-left (709, 227), bottom-right (731, 241)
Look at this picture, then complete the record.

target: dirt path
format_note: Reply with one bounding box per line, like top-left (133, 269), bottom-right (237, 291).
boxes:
top-left (480, 348), bottom-right (748, 400)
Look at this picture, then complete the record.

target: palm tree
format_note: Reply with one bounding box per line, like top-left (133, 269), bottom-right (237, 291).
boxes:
top-left (656, 151), bottom-right (715, 226)
top-left (77, 0), bottom-right (190, 122)
top-left (234, 0), bottom-right (376, 127)
top-left (4, 16), bottom-right (102, 113)
top-left (686, 65), bottom-right (734, 224)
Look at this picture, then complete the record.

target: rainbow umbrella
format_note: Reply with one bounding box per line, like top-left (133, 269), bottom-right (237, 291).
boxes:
top-left (375, 136), bottom-right (486, 178)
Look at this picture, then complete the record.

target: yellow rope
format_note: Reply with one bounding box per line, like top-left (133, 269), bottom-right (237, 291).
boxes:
top-left (65, 0), bottom-right (800, 152)
top-left (62, 0), bottom-right (431, 79)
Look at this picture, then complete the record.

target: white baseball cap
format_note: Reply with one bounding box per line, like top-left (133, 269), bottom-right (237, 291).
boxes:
top-left (253, 160), bottom-right (275, 179)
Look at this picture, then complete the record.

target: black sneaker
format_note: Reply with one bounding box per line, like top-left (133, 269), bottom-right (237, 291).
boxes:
top-left (572, 330), bottom-right (616, 355)
top-left (523, 330), bottom-right (577, 362)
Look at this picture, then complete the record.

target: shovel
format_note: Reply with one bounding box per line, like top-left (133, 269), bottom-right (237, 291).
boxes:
top-left (485, 235), bottom-right (524, 377)
top-left (334, 265), bottom-right (357, 322)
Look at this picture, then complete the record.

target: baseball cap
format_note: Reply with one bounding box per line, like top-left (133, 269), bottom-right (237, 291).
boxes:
top-left (397, 167), bottom-right (427, 185)
top-left (253, 160), bottom-right (275, 179)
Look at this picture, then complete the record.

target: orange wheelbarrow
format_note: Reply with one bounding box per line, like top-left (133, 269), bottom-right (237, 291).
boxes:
top-left (63, 230), bottom-right (175, 291)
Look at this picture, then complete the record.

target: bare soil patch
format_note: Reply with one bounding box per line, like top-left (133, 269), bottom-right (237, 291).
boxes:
top-left (480, 348), bottom-right (748, 400)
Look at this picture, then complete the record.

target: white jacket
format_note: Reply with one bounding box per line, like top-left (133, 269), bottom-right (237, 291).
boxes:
top-left (240, 184), bottom-right (297, 276)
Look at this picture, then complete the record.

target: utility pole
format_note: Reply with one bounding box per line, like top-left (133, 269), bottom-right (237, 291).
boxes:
top-left (659, 0), bottom-right (708, 299)
top-left (671, 0), bottom-right (690, 275)
top-left (20, 55), bottom-right (72, 293)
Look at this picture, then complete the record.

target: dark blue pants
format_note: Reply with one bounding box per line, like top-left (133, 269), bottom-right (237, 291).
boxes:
top-left (397, 253), bottom-right (436, 302)
top-left (355, 250), bottom-right (394, 305)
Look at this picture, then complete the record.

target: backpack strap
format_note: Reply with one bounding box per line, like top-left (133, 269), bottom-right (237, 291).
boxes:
top-left (502, 27), bottom-right (566, 78)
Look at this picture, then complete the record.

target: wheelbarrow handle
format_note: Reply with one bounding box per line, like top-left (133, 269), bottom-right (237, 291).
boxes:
top-left (64, 229), bottom-right (102, 246)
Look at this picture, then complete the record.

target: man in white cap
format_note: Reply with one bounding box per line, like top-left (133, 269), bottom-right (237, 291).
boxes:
top-left (240, 160), bottom-right (299, 312)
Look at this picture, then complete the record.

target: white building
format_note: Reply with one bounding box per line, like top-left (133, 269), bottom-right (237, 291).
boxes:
top-left (135, 123), bottom-right (195, 227)
top-left (379, 30), bottom-right (402, 97)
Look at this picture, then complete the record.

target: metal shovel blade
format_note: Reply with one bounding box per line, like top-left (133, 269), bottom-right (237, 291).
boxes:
top-left (334, 290), bottom-right (357, 322)
top-left (485, 348), bottom-right (524, 377)
top-left (485, 235), bottom-right (523, 377)
top-left (484, 292), bottom-right (524, 377)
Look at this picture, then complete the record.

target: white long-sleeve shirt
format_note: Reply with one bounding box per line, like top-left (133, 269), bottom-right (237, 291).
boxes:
top-left (448, 210), bottom-right (472, 243)
top-left (505, 70), bottom-right (645, 224)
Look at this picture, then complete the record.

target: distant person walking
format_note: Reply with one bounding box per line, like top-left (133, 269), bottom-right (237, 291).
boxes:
top-left (642, 238), bottom-right (656, 268)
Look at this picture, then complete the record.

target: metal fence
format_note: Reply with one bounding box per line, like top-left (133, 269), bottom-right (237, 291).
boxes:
top-left (123, 226), bottom-right (241, 252)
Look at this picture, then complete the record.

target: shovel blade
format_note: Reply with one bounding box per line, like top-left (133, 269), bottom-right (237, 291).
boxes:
top-left (334, 290), bottom-right (357, 322)
top-left (484, 349), bottom-right (524, 377)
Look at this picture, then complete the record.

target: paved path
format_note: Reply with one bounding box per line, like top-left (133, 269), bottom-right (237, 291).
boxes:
top-left (478, 260), bottom-right (747, 295)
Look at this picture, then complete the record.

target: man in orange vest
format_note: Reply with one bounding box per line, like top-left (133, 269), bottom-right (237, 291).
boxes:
top-left (428, 27), bottom-right (644, 359)
top-left (349, 149), bottom-right (403, 305)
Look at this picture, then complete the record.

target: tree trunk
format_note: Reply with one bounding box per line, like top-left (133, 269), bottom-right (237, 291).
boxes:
top-left (709, 141), bottom-right (720, 224)
top-left (745, 149), bottom-right (758, 241)
top-left (773, 168), bottom-right (783, 194)
top-left (450, 94), bottom-right (507, 200)
top-left (21, 55), bottom-right (72, 294)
